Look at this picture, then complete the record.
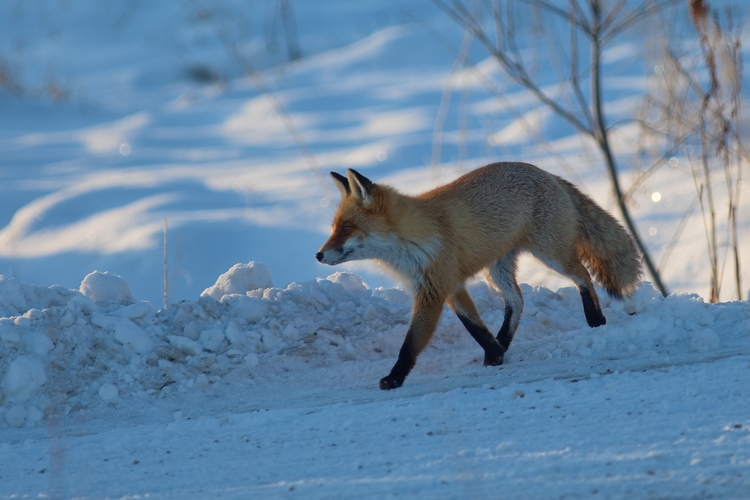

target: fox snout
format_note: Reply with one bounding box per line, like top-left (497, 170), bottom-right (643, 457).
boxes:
top-left (315, 246), bottom-right (341, 265)
top-left (316, 240), bottom-right (355, 266)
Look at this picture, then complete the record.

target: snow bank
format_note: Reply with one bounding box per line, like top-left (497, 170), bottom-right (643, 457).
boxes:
top-left (0, 262), bottom-right (747, 428)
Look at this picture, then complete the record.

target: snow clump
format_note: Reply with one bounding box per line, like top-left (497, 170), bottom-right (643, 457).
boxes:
top-left (201, 262), bottom-right (273, 300)
top-left (80, 271), bottom-right (135, 303)
top-left (2, 355), bottom-right (47, 403)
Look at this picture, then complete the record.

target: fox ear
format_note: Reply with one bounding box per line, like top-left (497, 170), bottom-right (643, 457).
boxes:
top-left (346, 169), bottom-right (374, 207)
top-left (330, 171), bottom-right (350, 198)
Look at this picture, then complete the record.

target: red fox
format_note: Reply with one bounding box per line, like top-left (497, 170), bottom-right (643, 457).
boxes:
top-left (316, 162), bottom-right (642, 390)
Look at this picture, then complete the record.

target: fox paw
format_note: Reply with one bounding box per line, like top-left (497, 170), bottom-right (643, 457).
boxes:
top-left (379, 376), bottom-right (404, 390)
top-left (483, 348), bottom-right (504, 366)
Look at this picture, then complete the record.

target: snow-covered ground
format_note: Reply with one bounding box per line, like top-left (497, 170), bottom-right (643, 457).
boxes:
top-left (1, 1), bottom-right (749, 498)
top-left (1, 264), bottom-right (749, 498)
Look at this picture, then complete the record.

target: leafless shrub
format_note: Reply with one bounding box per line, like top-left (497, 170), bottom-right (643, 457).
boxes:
top-left (638, 0), bottom-right (746, 301)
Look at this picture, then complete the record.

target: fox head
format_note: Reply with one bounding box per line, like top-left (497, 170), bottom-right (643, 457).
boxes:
top-left (316, 169), bottom-right (391, 266)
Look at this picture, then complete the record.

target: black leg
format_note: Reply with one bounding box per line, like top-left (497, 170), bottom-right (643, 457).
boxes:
top-left (455, 314), bottom-right (505, 366)
top-left (485, 252), bottom-right (523, 355)
top-left (496, 306), bottom-right (515, 351)
top-left (580, 288), bottom-right (606, 327)
top-left (379, 342), bottom-right (415, 390)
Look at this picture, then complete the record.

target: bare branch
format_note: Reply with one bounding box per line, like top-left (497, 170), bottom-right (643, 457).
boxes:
top-left (524, 0), bottom-right (592, 33)
top-left (434, 0), bottom-right (593, 135)
top-left (601, 0), bottom-right (682, 44)
top-left (568, 1), bottom-right (595, 131)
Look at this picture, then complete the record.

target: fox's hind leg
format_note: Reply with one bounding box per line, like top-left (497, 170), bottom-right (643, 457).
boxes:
top-left (561, 258), bottom-right (607, 328)
top-left (447, 288), bottom-right (505, 366)
top-left (484, 250), bottom-right (523, 352)
top-left (533, 249), bottom-right (607, 328)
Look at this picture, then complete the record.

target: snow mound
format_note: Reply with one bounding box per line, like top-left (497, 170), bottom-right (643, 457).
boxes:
top-left (327, 272), bottom-right (368, 294)
top-left (80, 271), bottom-right (135, 303)
top-left (201, 262), bottom-right (273, 300)
top-left (0, 261), bottom-right (747, 428)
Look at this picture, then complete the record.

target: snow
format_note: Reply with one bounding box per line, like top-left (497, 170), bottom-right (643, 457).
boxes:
top-left (97, 383), bottom-right (118, 402)
top-left (0, 0), bottom-right (749, 497)
top-left (201, 261), bottom-right (274, 300)
top-left (2, 355), bottom-right (47, 403)
top-left (79, 270), bottom-right (136, 303)
top-left (0, 261), bottom-right (748, 497)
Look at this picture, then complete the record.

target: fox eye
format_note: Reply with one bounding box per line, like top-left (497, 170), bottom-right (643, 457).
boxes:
top-left (341, 225), bottom-right (352, 233)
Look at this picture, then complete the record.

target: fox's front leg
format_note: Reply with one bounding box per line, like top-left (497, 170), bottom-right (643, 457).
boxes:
top-left (379, 294), bottom-right (444, 390)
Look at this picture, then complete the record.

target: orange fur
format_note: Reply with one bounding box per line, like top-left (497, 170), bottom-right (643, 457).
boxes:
top-left (317, 162), bottom-right (642, 389)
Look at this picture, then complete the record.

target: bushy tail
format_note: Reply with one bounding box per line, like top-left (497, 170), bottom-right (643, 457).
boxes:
top-left (560, 179), bottom-right (643, 299)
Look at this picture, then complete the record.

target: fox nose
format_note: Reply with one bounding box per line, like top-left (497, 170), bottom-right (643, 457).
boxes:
top-left (315, 252), bottom-right (324, 262)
